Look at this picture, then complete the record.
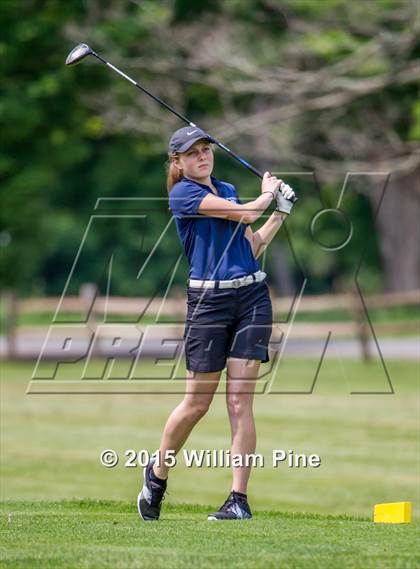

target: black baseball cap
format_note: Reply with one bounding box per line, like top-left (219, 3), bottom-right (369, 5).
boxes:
top-left (168, 126), bottom-right (214, 154)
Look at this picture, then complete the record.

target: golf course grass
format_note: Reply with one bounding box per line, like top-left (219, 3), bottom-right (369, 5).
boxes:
top-left (1, 358), bottom-right (418, 568)
top-left (1, 500), bottom-right (418, 569)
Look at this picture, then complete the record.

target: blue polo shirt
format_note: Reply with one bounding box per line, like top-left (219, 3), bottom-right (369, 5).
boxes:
top-left (169, 175), bottom-right (260, 280)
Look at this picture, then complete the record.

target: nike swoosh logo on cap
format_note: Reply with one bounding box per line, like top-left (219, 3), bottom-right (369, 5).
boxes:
top-left (187, 130), bottom-right (198, 136)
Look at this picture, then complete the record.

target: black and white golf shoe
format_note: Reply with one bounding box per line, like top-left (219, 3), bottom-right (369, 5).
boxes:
top-left (207, 491), bottom-right (252, 521)
top-left (137, 456), bottom-right (167, 521)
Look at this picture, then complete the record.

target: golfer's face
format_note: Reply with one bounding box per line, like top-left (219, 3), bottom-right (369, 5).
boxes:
top-left (178, 140), bottom-right (214, 179)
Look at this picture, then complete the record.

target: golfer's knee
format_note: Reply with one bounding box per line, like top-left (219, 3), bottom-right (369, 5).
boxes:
top-left (184, 398), bottom-right (212, 422)
top-left (226, 394), bottom-right (252, 419)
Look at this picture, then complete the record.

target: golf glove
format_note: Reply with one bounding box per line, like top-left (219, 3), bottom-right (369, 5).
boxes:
top-left (275, 183), bottom-right (295, 215)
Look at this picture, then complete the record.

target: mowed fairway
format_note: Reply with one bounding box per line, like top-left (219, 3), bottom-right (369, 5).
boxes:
top-left (1, 358), bottom-right (419, 568)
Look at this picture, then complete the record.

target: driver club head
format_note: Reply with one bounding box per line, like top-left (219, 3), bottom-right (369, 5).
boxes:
top-left (65, 43), bottom-right (94, 65)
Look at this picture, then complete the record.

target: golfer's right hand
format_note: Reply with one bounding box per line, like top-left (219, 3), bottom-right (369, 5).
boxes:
top-left (261, 171), bottom-right (282, 198)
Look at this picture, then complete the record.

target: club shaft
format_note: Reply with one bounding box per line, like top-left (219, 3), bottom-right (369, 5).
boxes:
top-left (94, 53), bottom-right (194, 126)
top-left (93, 53), bottom-right (265, 178)
top-left (92, 50), bottom-right (297, 201)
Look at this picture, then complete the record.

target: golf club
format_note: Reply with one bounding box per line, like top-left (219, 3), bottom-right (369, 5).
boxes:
top-left (65, 43), bottom-right (297, 203)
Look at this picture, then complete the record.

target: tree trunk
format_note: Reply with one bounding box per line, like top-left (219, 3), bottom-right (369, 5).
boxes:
top-left (269, 242), bottom-right (295, 296)
top-left (374, 167), bottom-right (420, 292)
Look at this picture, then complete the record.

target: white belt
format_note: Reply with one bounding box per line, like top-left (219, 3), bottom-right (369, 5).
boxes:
top-left (188, 270), bottom-right (267, 289)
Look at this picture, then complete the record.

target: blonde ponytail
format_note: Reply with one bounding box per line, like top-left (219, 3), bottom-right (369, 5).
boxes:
top-left (166, 153), bottom-right (183, 193)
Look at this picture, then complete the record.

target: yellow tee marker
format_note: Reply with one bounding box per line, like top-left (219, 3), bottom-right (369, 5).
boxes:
top-left (373, 502), bottom-right (412, 524)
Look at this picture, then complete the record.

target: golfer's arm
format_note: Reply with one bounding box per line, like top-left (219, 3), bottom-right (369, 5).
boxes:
top-left (198, 193), bottom-right (273, 225)
top-left (245, 211), bottom-right (286, 259)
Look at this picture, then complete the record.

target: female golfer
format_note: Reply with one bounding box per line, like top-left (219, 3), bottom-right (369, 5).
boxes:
top-left (138, 126), bottom-right (295, 521)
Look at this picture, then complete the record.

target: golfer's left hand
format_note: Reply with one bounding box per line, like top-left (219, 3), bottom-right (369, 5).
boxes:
top-left (275, 183), bottom-right (296, 215)
top-left (280, 183), bottom-right (295, 200)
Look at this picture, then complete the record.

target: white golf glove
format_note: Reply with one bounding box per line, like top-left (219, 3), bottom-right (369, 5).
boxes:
top-left (275, 183), bottom-right (296, 215)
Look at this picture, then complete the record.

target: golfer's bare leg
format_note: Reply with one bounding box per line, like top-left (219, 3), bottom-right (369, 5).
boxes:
top-left (153, 368), bottom-right (222, 480)
top-left (226, 357), bottom-right (260, 494)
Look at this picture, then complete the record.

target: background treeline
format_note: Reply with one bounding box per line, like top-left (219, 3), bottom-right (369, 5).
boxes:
top-left (1, 0), bottom-right (418, 297)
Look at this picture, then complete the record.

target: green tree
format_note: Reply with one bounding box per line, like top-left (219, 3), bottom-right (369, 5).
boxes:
top-left (1, 0), bottom-right (418, 298)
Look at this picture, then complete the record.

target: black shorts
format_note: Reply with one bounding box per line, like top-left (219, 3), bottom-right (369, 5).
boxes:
top-left (183, 279), bottom-right (273, 373)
